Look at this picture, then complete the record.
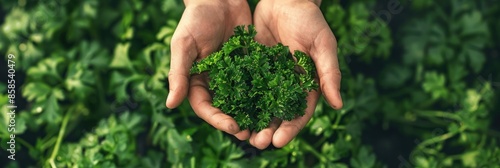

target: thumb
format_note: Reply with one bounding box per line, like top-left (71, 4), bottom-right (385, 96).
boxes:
top-left (311, 30), bottom-right (343, 109)
top-left (166, 34), bottom-right (197, 109)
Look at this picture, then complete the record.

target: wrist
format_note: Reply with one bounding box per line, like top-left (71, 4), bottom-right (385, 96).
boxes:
top-left (264, 0), bottom-right (321, 7)
top-left (184, 0), bottom-right (248, 7)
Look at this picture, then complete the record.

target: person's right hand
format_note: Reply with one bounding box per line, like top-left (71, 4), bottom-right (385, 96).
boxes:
top-left (166, 0), bottom-right (252, 139)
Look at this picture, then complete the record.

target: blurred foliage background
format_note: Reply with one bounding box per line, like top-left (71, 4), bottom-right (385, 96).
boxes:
top-left (0, 0), bottom-right (499, 167)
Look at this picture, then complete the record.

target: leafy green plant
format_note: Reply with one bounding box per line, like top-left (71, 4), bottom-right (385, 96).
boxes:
top-left (0, 0), bottom-right (498, 167)
top-left (191, 25), bottom-right (318, 131)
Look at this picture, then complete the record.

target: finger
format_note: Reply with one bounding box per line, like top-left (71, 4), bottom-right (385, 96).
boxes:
top-left (187, 74), bottom-right (241, 134)
top-left (272, 91), bottom-right (319, 148)
top-left (234, 129), bottom-right (251, 141)
top-left (310, 29), bottom-right (343, 109)
top-left (166, 27), bottom-right (198, 109)
top-left (249, 118), bottom-right (281, 150)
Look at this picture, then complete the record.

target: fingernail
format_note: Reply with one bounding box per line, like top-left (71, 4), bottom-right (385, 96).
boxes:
top-left (166, 93), bottom-right (172, 108)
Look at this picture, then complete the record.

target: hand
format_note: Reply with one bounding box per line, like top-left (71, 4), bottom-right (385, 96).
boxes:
top-left (166, 0), bottom-right (252, 138)
top-left (250, 0), bottom-right (343, 149)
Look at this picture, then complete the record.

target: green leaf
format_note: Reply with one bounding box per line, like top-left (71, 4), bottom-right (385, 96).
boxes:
top-left (463, 46), bottom-right (485, 73)
top-left (26, 56), bottom-right (64, 81)
top-left (141, 151), bottom-right (164, 168)
top-left (40, 94), bottom-right (61, 124)
top-left (310, 116), bottom-right (331, 136)
top-left (166, 129), bottom-right (192, 163)
top-left (156, 25), bottom-right (175, 41)
top-left (464, 90), bottom-right (481, 112)
top-left (422, 72), bottom-right (447, 100)
top-left (380, 64), bottom-right (411, 88)
top-left (206, 130), bottom-right (229, 154)
top-left (460, 11), bottom-right (488, 37)
top-left (350, 147), bottom-right (376, 168)
top-left (22, 82), bottom-right (52, 102)
top-left (110, 43), bottom-right (132, 69)
top-left (64, 62), bottom-right (94, 99)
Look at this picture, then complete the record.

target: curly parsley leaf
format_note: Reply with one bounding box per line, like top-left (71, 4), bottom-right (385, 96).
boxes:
top-left (191, 25), bottom-right (318, 131)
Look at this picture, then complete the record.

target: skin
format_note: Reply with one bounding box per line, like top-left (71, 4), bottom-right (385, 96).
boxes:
top-left (167, 0), bottom-right (343, 149)
top-left (167, 0), bottom-right (252, 138)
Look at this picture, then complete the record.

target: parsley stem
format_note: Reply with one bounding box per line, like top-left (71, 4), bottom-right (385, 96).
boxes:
top-left (47, 110), bottom-right (71, 168)
top-left (301, 141), bottom-right (327, 162)
top-left (331, 125), bottom-right (346, 130)
top-left (314, 136), bottom-right (328, 148)
top-left (332, 112), bottom-right (343, 129)
top-left (147, 100), bottom-right (158, 139)
top-left (17, 138), bottom-right (35, 153)
top-left (416, 126), bottom-right (465, 150)
top-left (41, 136), bottom-right (57, 151)
top-left (414, 110), bottom-right (461, 121)
top-left (420, 148), bottom-right (439, 155)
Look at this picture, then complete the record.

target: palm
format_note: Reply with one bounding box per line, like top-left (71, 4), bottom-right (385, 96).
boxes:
top-left (171, 2), bottom-right (252, 64)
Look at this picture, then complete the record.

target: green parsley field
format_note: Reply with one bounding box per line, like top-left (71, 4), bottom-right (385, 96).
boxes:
top-left (1, 0), bottom-right (499, 167)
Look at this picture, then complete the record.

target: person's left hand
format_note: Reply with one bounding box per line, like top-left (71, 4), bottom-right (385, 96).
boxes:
top-left (250, 0), bottom-right (343, 149)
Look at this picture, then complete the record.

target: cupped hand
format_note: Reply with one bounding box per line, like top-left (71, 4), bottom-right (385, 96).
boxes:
top-left (166, 0), bottom-right (252, 139)
top-left (250, 0), bottom-right (343, 149)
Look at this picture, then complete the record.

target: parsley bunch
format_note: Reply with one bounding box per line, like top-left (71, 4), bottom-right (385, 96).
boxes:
top-left (191, 25), bottom-right (318, 131)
